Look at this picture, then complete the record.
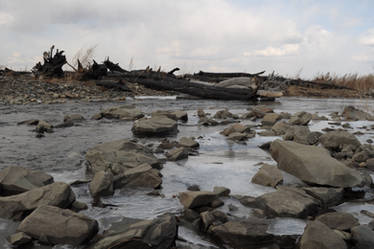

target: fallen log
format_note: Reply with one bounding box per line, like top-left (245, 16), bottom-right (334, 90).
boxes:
top-left (95, 79), bottom-right (131, 91)
top-left (103, 57), bottom-right (128, 73)
top-left (190, 70), bottom-right (265, 82)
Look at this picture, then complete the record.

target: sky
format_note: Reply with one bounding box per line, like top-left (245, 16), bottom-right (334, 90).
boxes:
top-left (0, 0), bottom-right (374, 78)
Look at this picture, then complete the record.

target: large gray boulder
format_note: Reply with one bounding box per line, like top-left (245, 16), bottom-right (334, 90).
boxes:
top-left (100, 105), bottom-right (144, 120)
top-left (89, 215), bottom-right (177, 249)
top-left (300, 220), bottom-right (347, 249)
top-left (132, 116), bottom-right (178, 136)
top-left (270, 140), bottom-right (364, 187)
top-left (179, 191), bottom-right (217, 209)
top-left (86, 139), bottom-right (161, 174)
top-left (0, 166), bottom-right (54, 195)
top-left (0, 182), bottom-right (75, 220)
top-left (255, 187), bottom-right (320, 218)
top-left (18, 205), bottom-right (98, 246)
top-left (210, 218), bottom-right (275, 249)
top-left (319, 130), bottom-right (361, 152)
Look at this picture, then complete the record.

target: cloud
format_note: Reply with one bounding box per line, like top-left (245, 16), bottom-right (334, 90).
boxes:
top-left (0, 12), bottom-right (14, 25)
top-left (245, 44), bottom-right (300, 57)
top-left (360, 29), bottom-right (374, 47)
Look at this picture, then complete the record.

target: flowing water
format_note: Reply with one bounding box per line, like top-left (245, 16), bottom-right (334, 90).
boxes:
top-left (1, 97), bottom-right (374, 248)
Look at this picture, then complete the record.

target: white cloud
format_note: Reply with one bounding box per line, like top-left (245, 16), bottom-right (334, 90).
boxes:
top-left (0, 12), bottom-right (13, 25)
top-left (360, 29), bottom-right (374, 47)
top-left (245, 44), bottom-right (300, 57)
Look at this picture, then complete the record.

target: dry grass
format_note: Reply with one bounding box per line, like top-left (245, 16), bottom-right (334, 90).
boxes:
top-left (71, 45), bottom-right (97, 69)
top-left (313, 73), bottom-right (374, 93)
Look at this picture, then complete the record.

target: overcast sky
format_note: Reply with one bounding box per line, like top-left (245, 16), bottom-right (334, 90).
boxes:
top-left (1, 0), bottom-right (374, 78)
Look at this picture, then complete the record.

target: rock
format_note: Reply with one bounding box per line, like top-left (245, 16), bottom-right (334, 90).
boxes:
top-left (8, 232), bottom-right (32, 246)
top-left (270, 140), bottom-right (364, 187)
top-left (289, 112), bottom-right (312, 125)
top-left (0, 182), bottom-right (75, 220)
top-left (179, 191), bottom-right (217, 209)
top-left (200, 210), bottom-right (228, 232)
top-left (86, 139), bottom-right (161, 174)
top-left (259, 141), bottom-right (272, 151)
top-left (166, 147), bottom-right (189, 161)
top-left (198, 117), bottom-right (219, 126)
top-left (89, 215), bottom-right (177, 249)
top-left (197, 109), bottom-right (206, 118)
top-left (213, 109), bottom-right (238, 119)
top-left (17, 119), bottom-right (39, 126)
top-left (114, 163), bottom-right (162, 189)
top-left (262, 113), bottom-right (282, 126)
top-left (18, 205), bottom-right (98, 246)
top-left (71, 200), bottom-right (88, 212)
top-left (179, 137), bottom-right (199, 148)
top-left (0, 166), bottom-right (54, 195)
top-left (300, 220), bottom-right (347, 249)
top-left (152, 110), bottom-right (188, 121)
top-left (187, 184), bottom-right (201, 191)
top-left (63, 114), bottom-right (85, 123)
top-left (255, 187), bottom-right (320, 218)
top-left (132, 116), bottom-right (178, 136)
top-left (271, 121), bottom-right (291, 135)
top-left (316, 212), bottom-right (359, 230)
top-left (210, 218), bottom-right (274, 249)
top-left (221, 123), bottom-right (251, 136)
top-left (228, 132), bottom-right (250, 141)
top-left (351, 225), bottom-right (374, 249)
top-left (257, 90), bottom-right (283, 98)
top-left (342, 106), bottom-right (374, 121)
top-left (353, 150), bottom-right (370, 163)
top-left (251, 164), bottom-right (283, 188)
top-left (213, 186), bottom-right (231, 197)
top-left (367, 158), bottom-right (374, 170)
top-left (303, 187), bottom-right (344, 207)
top-left (312, 113), bottom-right (328, 120)
top-left (100, 105), bottom-right (144, 120)
top-left (35, 120), bottom-right (53, 133)
top-left (89, 171), bottom-right (114, 198)
top-left (252, 105), bottom-right (274, 118)
top-left (319, 130), bottom-right (361, 153)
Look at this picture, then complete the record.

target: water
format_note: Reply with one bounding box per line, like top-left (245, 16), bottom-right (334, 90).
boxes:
top-left (1, 97), bottom-right (374, 248)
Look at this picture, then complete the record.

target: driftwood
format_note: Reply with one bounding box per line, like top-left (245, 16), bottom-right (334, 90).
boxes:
top-left (103, 58), bottom-right (128, 73)
top-left (32, 45), bottom-right (67, 78)
top-left (190, 70), bottom-right (265, 83)
top-left (79, 60), bottom-right (107, 81)
top-left (95, 79), bottom-right (131, 91)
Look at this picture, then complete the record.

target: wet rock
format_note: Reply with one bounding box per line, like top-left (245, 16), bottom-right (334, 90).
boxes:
top-left (100, 105), bottom-right (144, 120)
top-left (114, 163), bottom-right (162, 189)
top-left (71, 200), bottom-right (88, 212)
top-left (342, 106), bottom-right (374, 121)
top-left (198, 117), bottom-right (219, 126)
top-left (319, 130), bottom-right (361, 153)
top-left (262, 113), bottom-right (281, 126)
top-left (270, 140), bottom-right (364, 187)
top-left (312, 113), bottom-right (328, 120)
top-left (89, 215), bottom-right (177, 249)
top-left (0, 182), bottom-right (75, 220)
top-left (213, 109), bottom-right (238, 119)
top-left (63, 114), bottom-right (85, 123)
top-left (7, 232), bottom-right (32, 246)
top-left (210, 218), bottom-right (274, 249)
top-left (271, 121), bottom-right (291, 135)
top-left (221, 123), bottom-right (252, 136)
top-left (89, 170), bottom-right (114, 198)
top-left (35, 120), bottom-right (53, 133)
top-left (0, 166), bottom-right (54, 195)
top-left (251, 164), bottom-right (283, 188)
top-left (228, 132), bottom-right (250, 141)
top-left (18, 205), bottom-right (98, 246)
top-left (213, 186), bottom-right (230, 197)
top-left (300, 220), bottom-right (347, 249)
top-left (17, 119), bottom-right (39, 126)
top-left (252, 105), bottom-right (274, 118)
top-left (289, 111), bottom-right (312, 126)
top-left (353, 150), bottom-right (371, 163)
top-left (255, 187), bottom-right (320, 218)
top-left (366, 158), bottom-right (374, 170)
top-left (236, 195), bottom-right (257, 208)
top-left (132, 116), bottom-right (178, 136)
top-left (200, 210), bottom-right (228, 232)
top-left (259, 141), bottom-right (272, 151)
top-left (316, 212), bottom-right (359, 231)
top-left (187, 184), bottom-right (201, 191)
top-left (351, 225), bottom-right (374, 249)
top-left (179, 137), bottom-right (199, 148)
top-left (179, 191), bottom-right (217, 209)
top-left (86, 139), bottom-right (161, 174)
top-left (152, 110), bottom-right (188, 121)
top-left (211, 199), bottom-right (224, 208)
top-left (197, 108), bottom-right (206, 118)
top-left (166, 147), bottom-right (189, 161)
top-left (303, 187), bottom-right (344, 207)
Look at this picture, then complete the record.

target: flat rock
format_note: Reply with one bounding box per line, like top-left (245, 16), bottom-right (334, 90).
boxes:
top-left (251, 164), bottom-right (283, 187)
top-left (262, 113), bottom-right (282, 126)
top-left (316, 212), bottom-right (359, 230)
top-left (300, 220), bottom-right (347, 249)
top-left (289, 112), bottom-right (312, 125)
top-left (132, 116), bottom-right (178, 136)
top-left (7, 232), bottom-right (32, 246)
top-left (0, 166), bottom-right (54, 195)
top-left (63, 114), bottom-right (85, 122)
top-left (303, 187), bottom-right (344, 207)
top-left (342, 106), bottom-right (374, 121)
top-left (270, 140), bottom-right (364, 187)
top-left (166, 147), bottom-right (189, 161)
top-left (89, 170), bottom-right (114, 198)
top-left (213, 109), bottom-right (238, 119)
top-left (179, 137), bottom-right (199, 148)
top-left (100, 105), bottom-right (144, 120)
top-left (18, 205), bottom-right (98, 246)
top-left (179, 191), bottom-right (217, 209)
top-left (0, 182), bottom-right (75, 220)
top-left (114, 163), bottom-right (162, 189)
top-left (152, 110), bottom-right (188, 121)
top-left (221, 123), bottom-right (251, 136)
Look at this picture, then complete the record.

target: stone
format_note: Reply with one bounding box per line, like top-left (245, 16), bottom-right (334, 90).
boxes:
top-left (0, 166), bottom-right (54, 195)
top-left (213, 109), bottom-right (238, 119)
top-left (179, 191), bottom-right (217, 209)
top-left (351, 225), bottom-right (374, 249)
top-left (251, 164), bottom-right (283, 187)
top-left (179, 137), bottom-right (199, 148)
top-left (316, 212), bottom-right (359, 231)
top-left (132, 116), bottom-right (178, 136)
top-left (342, 106), bottom-right (374, 121)
top-left (100, 105), bottom-right (144, 120)
top-left (210, 218), bottom-right (274, 249)
top-left (166, 147), bottom-right (189, 161)
top-left (152, 110), bottom-right (188, 121)
top-left (7, 232), bottom-right (32, 246)
top-left (0, 182), bottom-right (75, 220)
top-left (262, 113), bottom-right (282, 126)
top-left (89, 171), bottom-right (114, 198)
top-left (17, 119), bottom-right (39, 126)
top-left (221, 123), bottom-right (251, 136)
top-left (303, 187), bottom-right (344, 207)
top-left (114, 163), bottom-right (162, 189)
top-left (319, 130), bottom-right (361, 152)
top-left (86, 139), bottom-right (161, 174)
top-left (289, 112), bottom-right (312, 125)
top-left (200, 210), bottom-right (228, 232)
top-left (213, 186), bottom-right (231, 197)
top-left (312, 113), bottom-right (328, 120)
top-left (18, 205), bottom-right (98, 246)
top-left (300, 220), bottom-right (347, 249)
top-left (197, 109), bottom-right (206, 118)
top-left (255, 187), bottom-right (320, 218)
top-left (89, 215), bottom-right (177, 249)
top-left (252, 105), bottom-right (274, 118)
top-left (63, 114), bottom-right (85, 123)
top-left (367, 158), bottom-right (374, 170)
top-left (270, 140), bottom-right (364, 187)
top-left (35, 120), bottom-right (53, 133)
top-left (228, 132), bottom-right (249, 141)
top-left (271, 121), bottom-right (291, 135)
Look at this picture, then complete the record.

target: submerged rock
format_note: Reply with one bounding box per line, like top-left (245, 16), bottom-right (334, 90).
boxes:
top-left (132, 116), bottom-right (178, 136)
top-left (100, 105), bottom-right (144, 120)
top-left (0, 166), bottom-right (54, 195)
top-left (35, 120), bottom-right (53, 133)
top-left (18, 205), bottom-right (98, 246)
top-left (270, 140), bottom-right (364, 187)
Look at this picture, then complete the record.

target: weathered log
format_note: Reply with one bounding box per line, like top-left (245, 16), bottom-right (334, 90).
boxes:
top-left (32, 45), bottom-right (67, 78)
top-left (103, 58), bottom-right (128, 73)
top-left (190, 70), bottom-right (265, 82)
top-left (95, 79), bottom-right (131, 91)
top-left (79, 60), bottom-right (107, 81)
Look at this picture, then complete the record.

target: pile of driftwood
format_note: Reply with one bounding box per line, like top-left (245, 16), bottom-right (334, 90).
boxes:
top-left (31, 46), bottom-right (351, 101)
